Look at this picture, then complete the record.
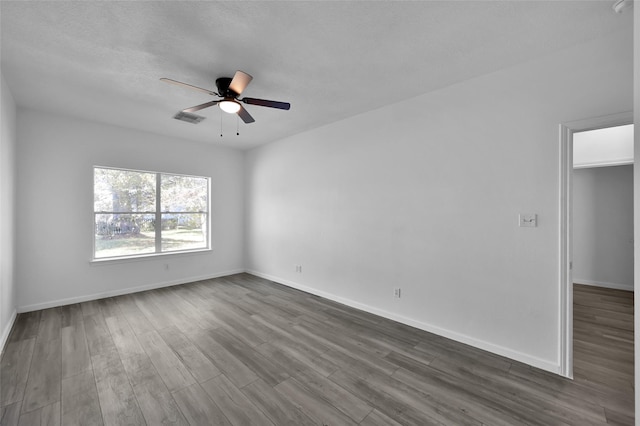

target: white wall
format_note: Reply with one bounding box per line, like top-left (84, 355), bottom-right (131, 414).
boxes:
top-left (0, 71), bottom-right (18, 351)
top-left (573, 165), bottom-right (633, 290)
top-left (245, 29), bottom-right (633, 373)
top-left (16, 109), bottom-right (244, 311)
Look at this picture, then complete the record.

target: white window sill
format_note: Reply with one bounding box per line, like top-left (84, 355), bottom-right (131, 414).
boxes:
top-left (90, 248), bottom-right (212, 266)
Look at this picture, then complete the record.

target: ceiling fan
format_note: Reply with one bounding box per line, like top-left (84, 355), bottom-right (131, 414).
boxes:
top-left (161, 70), bottom-right (290, 124)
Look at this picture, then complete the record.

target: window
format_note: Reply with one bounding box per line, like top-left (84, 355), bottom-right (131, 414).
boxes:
top-left (93, 166), bottom-right (210, 260)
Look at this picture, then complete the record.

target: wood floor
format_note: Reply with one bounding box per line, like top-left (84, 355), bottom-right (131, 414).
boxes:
top-left (572, 284), bottom-right (634, 424)
top-left (0, 274), bottom-right (634, 425)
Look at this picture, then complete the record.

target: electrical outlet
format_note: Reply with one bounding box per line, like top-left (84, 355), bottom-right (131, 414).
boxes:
top-left (394, 288), bottom-right (401, 298)
top-left (164, 263), bottom-right (169, 271)
top-left (295, 265), bottom-right (302, 273)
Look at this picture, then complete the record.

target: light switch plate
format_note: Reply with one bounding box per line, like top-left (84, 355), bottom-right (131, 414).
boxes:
top-left (519, 213), bottom-right (537, 227)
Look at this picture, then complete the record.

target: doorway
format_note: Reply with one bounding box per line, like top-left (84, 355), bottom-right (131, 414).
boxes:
top-left (559, 112), bottom-right (633, 378)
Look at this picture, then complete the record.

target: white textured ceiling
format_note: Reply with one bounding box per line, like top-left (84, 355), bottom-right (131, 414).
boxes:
top-left (0, 1), bottom-right (633, 150)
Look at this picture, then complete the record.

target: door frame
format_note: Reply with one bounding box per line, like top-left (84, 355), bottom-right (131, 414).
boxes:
top-left (558, 111), bottom-right (633, 378)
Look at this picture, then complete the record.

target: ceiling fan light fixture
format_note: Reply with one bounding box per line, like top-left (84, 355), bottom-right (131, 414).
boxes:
top-left (219, 100), bottom-right (241, 114)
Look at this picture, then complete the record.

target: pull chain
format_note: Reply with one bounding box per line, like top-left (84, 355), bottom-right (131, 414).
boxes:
top-left (220, 114), bottom-right (241, 138)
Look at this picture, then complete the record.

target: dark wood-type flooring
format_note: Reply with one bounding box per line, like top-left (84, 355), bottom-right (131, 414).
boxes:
top-left (0, 275), bottom-right (634, 425)
top-left (572, 283), bottom-right (634, 425)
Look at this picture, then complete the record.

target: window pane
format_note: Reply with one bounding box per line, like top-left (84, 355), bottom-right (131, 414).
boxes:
top-left (161, 213), bottom-right (207, 252)
top-left (95, 213), bottom-right (156, 258)
top-left (161, 175), bottom-right (208, 212)
top-left (93, 167), bottom-right (210, 260)
top-left (94, 168), bottom-right (156, 212)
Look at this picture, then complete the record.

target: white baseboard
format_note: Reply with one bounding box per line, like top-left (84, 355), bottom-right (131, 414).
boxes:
top-left (574, 278), bottom-right (633, 292)
top-left (17, 269), bottom-right (245, 313)
top-left (246, 270), bottom-right (560, 375)
top-left (0, 309), bottom-right (17, 356)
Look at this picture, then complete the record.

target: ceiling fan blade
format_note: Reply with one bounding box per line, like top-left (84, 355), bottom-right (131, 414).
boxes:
top-left (182, 100), bottom-right (219, 113)
top-left (160, 78), bottom-right (218, 96)
top-left (228, 70), bottom-right (253, 95)
top-left (236, 104), bottom-right (255, 124)
top-left (242, 97), bottom-right (290, 110)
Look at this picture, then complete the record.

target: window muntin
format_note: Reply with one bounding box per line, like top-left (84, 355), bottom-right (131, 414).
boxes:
top-left (93, 167), bottom-right (210, 260)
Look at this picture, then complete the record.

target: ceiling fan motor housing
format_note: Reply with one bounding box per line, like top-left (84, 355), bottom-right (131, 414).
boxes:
top-left (216, 77), bottom-right (237, 97)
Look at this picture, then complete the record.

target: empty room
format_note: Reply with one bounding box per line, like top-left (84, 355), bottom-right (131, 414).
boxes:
top-left (1, 1), bottom-right (638, 425)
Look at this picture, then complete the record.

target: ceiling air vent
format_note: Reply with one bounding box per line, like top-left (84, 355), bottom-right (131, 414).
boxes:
top-left (173, 111), bottom-right (205, 124)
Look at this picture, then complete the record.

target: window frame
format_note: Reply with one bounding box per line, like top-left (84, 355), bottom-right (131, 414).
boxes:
top-left (92, 166), bottom-right (211, 262)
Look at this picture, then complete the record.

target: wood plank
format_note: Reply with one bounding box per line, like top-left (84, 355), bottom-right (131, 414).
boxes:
top-left (0, 402), bottom-right (21, 426)
top-left (96, 298), bottom-right (122, 319)
top-left (200, 374), bottom-right (274, 425)
top-left (327, 368), bottom-right (442, 426)
top-left (17, 401), bottom-right (60, 426)
top-left (292, 367), bottom-right (373, 423)
top-left (274, 377), bottom-right (360, 425)
top-left (175, 284), bottom-right (220, 312)
top-left (573, 364), bottom-right (634, 393)
top-left (208, 327), bottom-right (289, 386)
top-left (293, 321), bottom-right (399, 375)
top-left (250, 314), bottom-right (328, 359)
top-left (121, 353), bottom-right (188, 426)
top-left (0, 339), bottom-right (35, 406)
top-left (255, 341), bottom-right (338, 378)
top-left (36, 309), bottom-right (61, 342)
top-left (164, 286), bottom-right (221, 330)
top-left (60, 304), bottom-right (83, 328)
top-left (312, 315), bottom-right (419, 358)
top-left (136, 330), bottom-right (196, 392)
top-left (21, 337), bottom-right (60, 413)
top-left (186, 329), bottom-right (258, 389)
top-left (83, 313), bottom-right (116, 357)
top-left (80, 300), bottom-right (101, 318)
top-left (156, 326), bottom-right (220, 383)
top-left (171, 383), bottom-right (231, 426)
top-left (605, 407), bottom-right (635, 426)
top-left (573, 349), bottom-right (634, 376)
top-left (144, 289), bottom-right (201, 335)
top-left (427, 355), bottom-right (605, 425)
top-left (104, 315), bottom-right (146, 361)
top-left (8, 312), bottom-right (41, 343)
top-left (343, 360), bottom-right (484, 426)
top-left (240, 379), bottom-right (316, 426)
top-left (245, 293), bottom-right (308, 320)
top-left (415, 338), bottom-right (513, 373)
top-left (113, 294), bottom-right (155, 336)
top-left (91, 350), bottom-right (145, 426)
top-left (61, 370), bottom-right (103, 426)
top-left (574, 338), bottom-right (633, 362)
top-left (133, 292), bottom-right (176, 330)
top-left (61, 324), bottom-right (91, 379)
top-left (392, 365), bottom-right (548, 426)
top-left (360, 409), bottom-right (404, 426)
top-left (507, 361), bottom-right (633, 411)
top-left (204, 298), bottom-right (270, 348)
